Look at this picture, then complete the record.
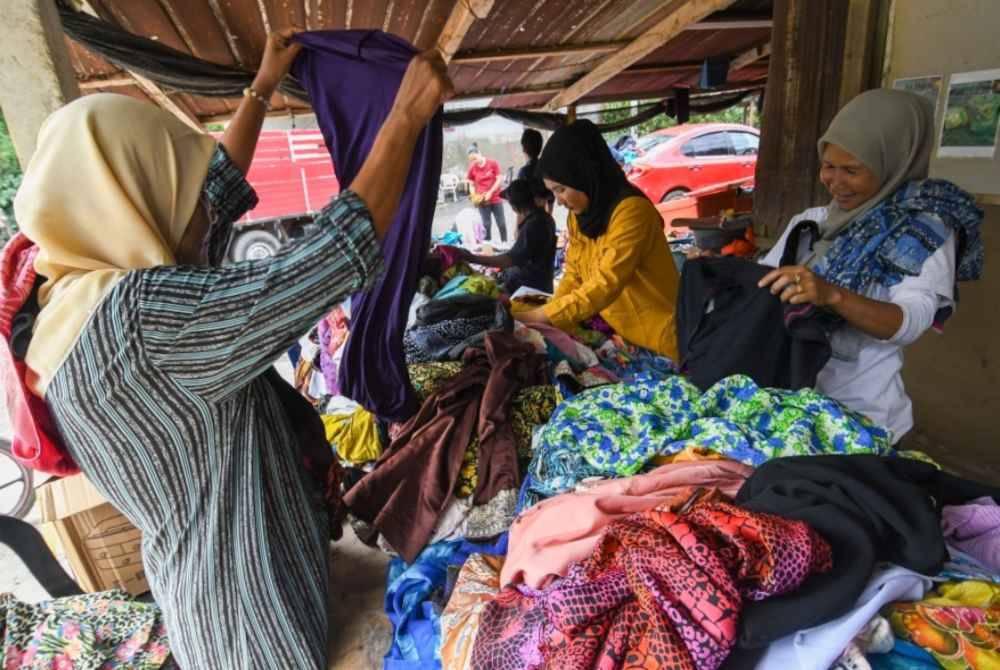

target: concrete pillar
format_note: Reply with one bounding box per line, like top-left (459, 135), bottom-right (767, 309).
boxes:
top-left (0, 0), bottom-right (80, 168)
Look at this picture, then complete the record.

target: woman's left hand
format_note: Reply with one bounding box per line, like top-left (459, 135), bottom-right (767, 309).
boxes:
top-left (758, 265), bottom-right (843, 306)
top-left (254, 28), bottom-right (304, 96)
top-left (518, 308), bottom-right (551, 325)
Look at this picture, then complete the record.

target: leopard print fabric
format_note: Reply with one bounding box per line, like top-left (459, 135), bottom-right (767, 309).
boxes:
top-left (472, 502), bottom-right (831, 670)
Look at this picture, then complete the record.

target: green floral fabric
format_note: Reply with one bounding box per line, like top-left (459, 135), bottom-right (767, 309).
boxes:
top-left (527, 374), bottom-right (892, 501)
top-left (0, 590), bottom-right (172, 669)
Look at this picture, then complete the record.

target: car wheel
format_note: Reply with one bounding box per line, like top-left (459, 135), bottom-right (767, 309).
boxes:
top-left (231, 229), bottom-right (281, 261)
top-left (661, 188), bottom-right (690, 203)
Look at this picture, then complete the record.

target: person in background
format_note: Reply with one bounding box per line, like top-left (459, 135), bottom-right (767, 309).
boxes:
top-left (517, 120), bottom-right (681, 359)
top-left (11, 27), bottom-right (453, 670)
top-left (457, 178), bottom-right (557, 294)
top-left (758, 88), bottom-right (983, 445)
top-left (518, 128), bottom-right (543, 181)
top-left (466, 144), bottom-right (507, 243)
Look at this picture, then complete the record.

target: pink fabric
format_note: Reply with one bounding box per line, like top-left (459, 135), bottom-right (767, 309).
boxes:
top-left (941, 495), bottom-right (1000, 572)
top-left (525, 322), bottom-right (600, 369)
top-left (0, 233), bottom-right (78, 475)
top-left (433, 245), bottom-right (464, 273)
top-left (501, 459), bottom-right (754, 588)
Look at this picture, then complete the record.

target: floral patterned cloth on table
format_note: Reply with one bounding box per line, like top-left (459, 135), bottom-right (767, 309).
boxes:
top-left (885, 580), bottom-right (1000, 670)
top-left (1, 590), bottom-right (172, 669)
top-left (525, 373), bottom-right (891, 504)
top-left (472, 502), bottom-right (832, 670)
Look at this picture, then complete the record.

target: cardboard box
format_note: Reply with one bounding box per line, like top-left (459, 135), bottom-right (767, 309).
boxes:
top-left (37, 474), bottom-right (149, 596)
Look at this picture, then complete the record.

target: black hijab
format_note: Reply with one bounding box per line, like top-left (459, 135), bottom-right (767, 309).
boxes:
top-left (537, 119), bottom-right (644, 239)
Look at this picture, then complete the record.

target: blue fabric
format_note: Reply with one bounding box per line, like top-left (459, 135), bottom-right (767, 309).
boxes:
top-left (382, 536), bottom-right (508, 670)
top-left (523, 374), bottom-right (891, 506)
top-left (294, 30), bottom-right (443, 423)
top-left (812, 179), bottom-right (983, 325)
top-left (433, 275), bottom-right (470, 300)
top-left (868, 640), bottom-right (942, 669)
top-left (384, 541), bottom-right (462, 669)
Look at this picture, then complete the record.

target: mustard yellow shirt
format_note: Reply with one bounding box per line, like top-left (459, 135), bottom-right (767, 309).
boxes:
top-left (544, 196), bottom-right (679, 359)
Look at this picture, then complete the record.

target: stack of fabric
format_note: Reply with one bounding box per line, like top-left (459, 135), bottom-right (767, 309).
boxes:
top-left (297, 248), bottom-right (999, 670)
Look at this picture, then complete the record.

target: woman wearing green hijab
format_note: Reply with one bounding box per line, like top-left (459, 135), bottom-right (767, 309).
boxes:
top-left (758, 88), bottom-right (983, 444)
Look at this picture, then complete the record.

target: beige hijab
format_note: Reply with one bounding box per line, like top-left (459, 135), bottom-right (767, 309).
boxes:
top-left (14, 93), bottom-right (216, 395)
top-left (814, 88), bottom-right (935, 254)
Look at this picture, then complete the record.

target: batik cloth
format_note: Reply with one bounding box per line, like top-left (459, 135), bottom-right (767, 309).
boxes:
top-left (526, 374), bottom-right (890, 502)
top-left (812, 179), bottom-right (983, 324)
top-left (472, 502), bottom-right (832, 670)
top-left (0, 590), bottom-right (172, 669)
top-left (885, 581), bottom-right (1000, 670)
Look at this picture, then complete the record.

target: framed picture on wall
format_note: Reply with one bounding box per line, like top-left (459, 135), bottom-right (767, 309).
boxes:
top-left (893, 75), bottom-right (944, 120)
top-left (938, 69), bottom-right (1000, 158)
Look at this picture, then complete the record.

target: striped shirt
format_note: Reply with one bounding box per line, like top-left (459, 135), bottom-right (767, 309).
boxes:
top-left (45, 147), bottom-right (383, 669)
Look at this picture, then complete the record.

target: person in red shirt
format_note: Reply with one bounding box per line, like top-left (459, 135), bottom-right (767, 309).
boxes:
top-left (465, 144), bottom-right (507, 243)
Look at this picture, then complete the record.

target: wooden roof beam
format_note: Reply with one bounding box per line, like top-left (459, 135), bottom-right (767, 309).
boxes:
top-left (730, 42), bottom-right (771, 71)
top-left (686, 13), bottom-right (773, 30)
top-left (79, 74), bottom-right (134, 89)
top-left (543, 0), bottom-right (741, 112)
top-left (453, 41), bottom-right (629, 64)
top-left (129, 72), bottom-right (203, 131)
top-left (436, 0), bottom-right (496, 64)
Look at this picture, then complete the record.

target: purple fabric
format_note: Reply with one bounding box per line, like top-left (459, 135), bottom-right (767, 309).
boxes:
top-left (293, 30), bottom-right (442, 422)
top-left (941, 496), bottom-right (1000, 572)
top-left (316, 318), bottom-right (340, 396)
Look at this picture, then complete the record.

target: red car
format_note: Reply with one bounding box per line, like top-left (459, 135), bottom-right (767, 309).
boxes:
top-left (626, 123), bottom-right (759, 203)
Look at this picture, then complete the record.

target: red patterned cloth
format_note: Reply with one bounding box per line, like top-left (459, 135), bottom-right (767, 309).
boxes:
top-left (0, 233), bottom-right (78, 475)
top-left (472, 502), bottom-right (831, 670)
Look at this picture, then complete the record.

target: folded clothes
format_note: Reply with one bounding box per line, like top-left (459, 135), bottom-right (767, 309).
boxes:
top-left (502, 459), bottom-right (753, 589)
top-left (941, 495), bottom-right (1000, 573)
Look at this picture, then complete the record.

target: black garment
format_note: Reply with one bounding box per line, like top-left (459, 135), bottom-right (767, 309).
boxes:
top-left (478, 201), bottom-right (507, 242)
top-left (537, 119), bottom-right (644, 239)
top-left (403, 300), bottom-right (512, 364)
top-left (416, 294), bottom-right (498, 326)
top-left (516, 159), bottom-right (537, 181)
top-left (732, 454), bottom-right (1000, 649)
top-left (676, 221), bottom-right (839, 391)
top-left (503, 210), bottom-right (557, 293)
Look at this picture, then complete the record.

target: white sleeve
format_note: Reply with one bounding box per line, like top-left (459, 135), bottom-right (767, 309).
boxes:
top-left (887, 233), bottom-right (957, 346)
top-left (760, 207), bottom-right (829, 268)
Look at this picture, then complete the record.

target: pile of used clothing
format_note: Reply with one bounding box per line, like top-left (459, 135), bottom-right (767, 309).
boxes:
top-left (298, 243), bottom-right (1000, 670)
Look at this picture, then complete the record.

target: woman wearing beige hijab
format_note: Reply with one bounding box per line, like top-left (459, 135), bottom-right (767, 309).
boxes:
top-left (13, 30), bottom-right (452, 669)
top-left (758, 89), bottom-right (983, 444)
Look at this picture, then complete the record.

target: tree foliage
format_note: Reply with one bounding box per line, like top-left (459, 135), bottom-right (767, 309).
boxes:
top-left (598, 100), bottom-right (751, 142)
top-left (0, 110), bottom-right (23, 238)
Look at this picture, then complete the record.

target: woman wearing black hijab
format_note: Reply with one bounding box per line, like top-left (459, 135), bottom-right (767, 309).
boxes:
top-left (518, 120), bottom-right (680, 358)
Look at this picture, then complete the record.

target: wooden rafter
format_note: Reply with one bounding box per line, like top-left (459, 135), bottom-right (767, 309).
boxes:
top-left (79, 74), bottom-right (134, 89)
top-left (453, 41), bottom-right (629, 64)
top-left (76, 0), bottom-right (203, 130)
top-left (731, 42), bottom-right (771, 71)
top-left (543, 0), bottom-right (740, 112)
top-left (436, 0), bottom-right (496, 64)
top-left (129, 72), bottom-right (204, 131)
top-left (453, 81), bottom-right (570, 102)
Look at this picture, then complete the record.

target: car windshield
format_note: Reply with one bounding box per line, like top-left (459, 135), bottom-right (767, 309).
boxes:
top-left (635, 134), bottom-right (675, 157)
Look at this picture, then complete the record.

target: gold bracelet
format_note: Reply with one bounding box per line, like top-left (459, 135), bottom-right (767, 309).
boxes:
top-left (243, 86), bottom-right (272, 111)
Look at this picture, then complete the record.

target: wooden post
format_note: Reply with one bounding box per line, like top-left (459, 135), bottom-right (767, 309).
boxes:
top-left (0, 0), bottom-right (80, 167)
top-left (752, 0), bottom-right (851, 237)
top-left (566, 104), bottom-right (577, 124)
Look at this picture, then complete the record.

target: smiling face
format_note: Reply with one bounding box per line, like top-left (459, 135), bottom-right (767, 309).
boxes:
top-left (542, 178), bottom-right (589, 214)
top-left (819, 143), bottom-right (881, 211)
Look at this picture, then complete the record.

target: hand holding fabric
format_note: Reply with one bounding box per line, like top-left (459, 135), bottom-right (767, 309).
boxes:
top-left (255, 28), bottom-right (304, 95)
top-left (390, 50), bottom-right (454, 130)
top-left (759, 265), bottom-right (843, 307)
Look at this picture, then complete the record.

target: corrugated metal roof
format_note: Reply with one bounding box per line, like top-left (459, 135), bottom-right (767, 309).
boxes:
top-left (68, 0), bottom-right (771, 122)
